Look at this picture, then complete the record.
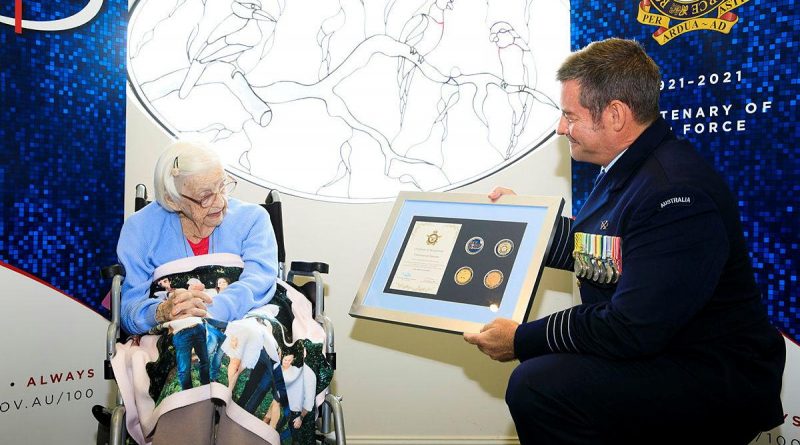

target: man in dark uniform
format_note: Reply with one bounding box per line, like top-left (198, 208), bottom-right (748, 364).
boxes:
top-left (464, 38), bottom-right (785, 444)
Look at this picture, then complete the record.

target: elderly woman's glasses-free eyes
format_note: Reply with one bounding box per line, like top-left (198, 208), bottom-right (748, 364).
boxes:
top-left (180, 177), bottom-right (237, 208)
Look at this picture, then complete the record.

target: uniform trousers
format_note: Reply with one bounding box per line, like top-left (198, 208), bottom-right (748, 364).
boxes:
top-left (506, 353), bottom-right (763, 445)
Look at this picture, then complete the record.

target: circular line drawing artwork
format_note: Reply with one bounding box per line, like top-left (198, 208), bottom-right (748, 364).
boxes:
top-left (127, 0), bottom-right (570, 202)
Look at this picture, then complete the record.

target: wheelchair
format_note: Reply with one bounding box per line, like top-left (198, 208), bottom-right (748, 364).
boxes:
top-left (94, 184), bottom-right (346, 445)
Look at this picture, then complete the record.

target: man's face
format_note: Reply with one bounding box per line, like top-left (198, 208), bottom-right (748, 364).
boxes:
top-left (556, 80), bottom-right (614, 165)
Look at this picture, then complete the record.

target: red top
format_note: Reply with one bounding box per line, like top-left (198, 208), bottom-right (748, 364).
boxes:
top-left (187, 237), bottom-right (209, 256)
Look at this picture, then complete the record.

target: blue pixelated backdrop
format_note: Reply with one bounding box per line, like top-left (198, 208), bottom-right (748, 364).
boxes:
top-left (0, 0), bottom-right (126, 315)
top-left (569, 0), bottom-right (798, 343)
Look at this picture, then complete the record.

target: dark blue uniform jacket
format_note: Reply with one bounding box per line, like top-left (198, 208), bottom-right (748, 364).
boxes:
top-left (515, 117), bottom-right (785, 429)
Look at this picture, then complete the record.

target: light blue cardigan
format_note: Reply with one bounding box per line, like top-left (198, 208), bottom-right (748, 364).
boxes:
top-left (117, 198), bottom-right (278, 334)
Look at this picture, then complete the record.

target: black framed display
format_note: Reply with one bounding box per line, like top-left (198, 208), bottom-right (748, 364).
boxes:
top-left (350, 191), bottom-right (564, 334)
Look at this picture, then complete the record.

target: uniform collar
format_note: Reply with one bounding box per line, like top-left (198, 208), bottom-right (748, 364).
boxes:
top-left (575, 117), bottom-right (674, 225)
top-left (601, 147), bottom-right (628, 174)
top-left (601, 117), bottom-right (673, 192)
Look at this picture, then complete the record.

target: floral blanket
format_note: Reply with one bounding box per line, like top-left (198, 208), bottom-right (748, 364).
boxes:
top-left (111, 253), bottom-right (333, 445)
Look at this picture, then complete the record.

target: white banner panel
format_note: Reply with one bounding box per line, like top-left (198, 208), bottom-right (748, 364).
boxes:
top-left (0, 265), bottom-right (113, 444)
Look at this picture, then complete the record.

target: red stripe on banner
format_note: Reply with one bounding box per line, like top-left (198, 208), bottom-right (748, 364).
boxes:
top-left (15, 0), bottom-right (22, 34)
top-left (780, 329), bottom-right (800, 348)
top-left (0, 260), bottom-right (110, 317)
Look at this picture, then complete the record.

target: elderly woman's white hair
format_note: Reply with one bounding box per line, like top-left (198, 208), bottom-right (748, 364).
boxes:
top-left (154, 140), bottom-right (223, 211)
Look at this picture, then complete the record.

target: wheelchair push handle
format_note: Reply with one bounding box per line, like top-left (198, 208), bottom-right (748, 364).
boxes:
top-left (135, 184), bottom-right (148, 212)
top-left (101, 264), bottom-right (125, 280)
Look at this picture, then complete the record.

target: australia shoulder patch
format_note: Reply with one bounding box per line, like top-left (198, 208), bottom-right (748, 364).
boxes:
top-left (659, 195), bottom-right (693, 210)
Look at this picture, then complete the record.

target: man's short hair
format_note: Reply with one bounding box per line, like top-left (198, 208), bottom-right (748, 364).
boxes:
top-left (557, 38), bottom-right (661, 125)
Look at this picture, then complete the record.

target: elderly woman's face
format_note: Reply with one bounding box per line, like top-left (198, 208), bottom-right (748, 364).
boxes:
top-left (178, 167), bottom-right (229, 229)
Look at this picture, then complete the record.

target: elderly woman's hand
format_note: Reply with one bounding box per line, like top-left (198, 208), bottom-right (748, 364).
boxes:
top-left (172, 288), bottom-right (212, 318)
top-left (156, 288), bottom-right (213, 322)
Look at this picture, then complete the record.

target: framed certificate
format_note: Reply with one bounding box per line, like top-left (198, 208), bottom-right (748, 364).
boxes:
top-left (350, 191), bottom-right (564, 334)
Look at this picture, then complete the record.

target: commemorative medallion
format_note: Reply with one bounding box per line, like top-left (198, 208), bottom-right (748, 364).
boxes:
top-left (494, 239), bottom-right (514, 257)
top-left (465, 236), bottom-right (484, 255)
top-left (454, 266), bottom-right (474, 285)
top-left (483, 269), bottom-right (504, 289)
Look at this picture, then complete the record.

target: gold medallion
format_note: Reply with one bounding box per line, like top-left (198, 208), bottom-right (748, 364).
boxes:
top-left (494, 239), bottom-right (514, 257)
top-left (483, 269), bottom-right (504, 289)
top-left (454, 266), bottom-right (473, 285)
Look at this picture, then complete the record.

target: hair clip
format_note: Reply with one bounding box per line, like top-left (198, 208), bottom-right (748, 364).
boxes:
top-left (171, 156), bottom-right (180, 177)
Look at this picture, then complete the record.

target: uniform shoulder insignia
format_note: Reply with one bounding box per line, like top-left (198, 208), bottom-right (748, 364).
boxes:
top-left (658, 195), bottom-right (692, 210)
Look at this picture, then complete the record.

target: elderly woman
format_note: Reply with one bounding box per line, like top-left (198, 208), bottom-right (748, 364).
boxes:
top-left (118, 140), bottom-right (278, 334)
top-left (116, 140), bottom-right (279, 444)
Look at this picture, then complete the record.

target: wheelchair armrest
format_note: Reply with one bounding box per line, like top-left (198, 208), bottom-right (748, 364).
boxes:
top-left (101, 264), bottom-right (126, 280)
top-left (101, 266), bottom-right (126, 380)
top-left (289, 261), bottom-right (329, 275)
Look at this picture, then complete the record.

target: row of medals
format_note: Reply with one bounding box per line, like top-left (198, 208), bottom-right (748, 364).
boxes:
top-left (573, 232), bottom-right (622, 284)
